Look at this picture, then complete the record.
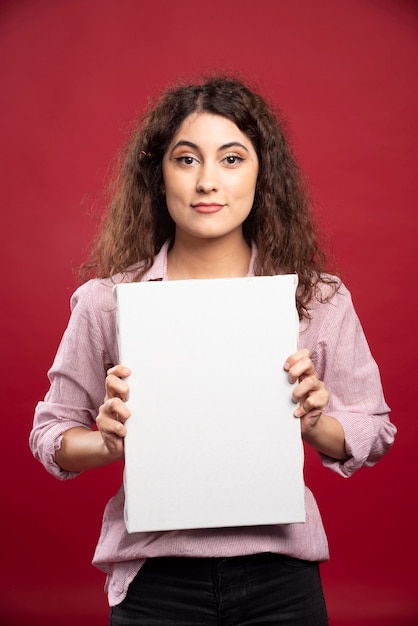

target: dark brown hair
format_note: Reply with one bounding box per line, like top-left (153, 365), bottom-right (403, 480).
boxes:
top-left (81, 75), bottom-right (337, 318)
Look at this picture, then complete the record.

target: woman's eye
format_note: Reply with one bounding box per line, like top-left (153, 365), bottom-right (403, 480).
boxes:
top-left (175, 156), bottom-right (196, 166)
top-left (224, 155), bottom-right (244, 165)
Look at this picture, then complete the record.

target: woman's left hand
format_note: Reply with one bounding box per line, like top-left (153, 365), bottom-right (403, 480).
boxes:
top-left (284, 348), bottom-right (329, 435)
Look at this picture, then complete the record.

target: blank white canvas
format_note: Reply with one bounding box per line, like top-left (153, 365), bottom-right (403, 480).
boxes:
top-left (114, 274), bottom-right (305, 533)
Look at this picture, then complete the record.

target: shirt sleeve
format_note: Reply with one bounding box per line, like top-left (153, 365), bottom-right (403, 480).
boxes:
top-left (300, 281), bottom-right (396, 478)
top-left (29, 279), bottom-right (118, 480)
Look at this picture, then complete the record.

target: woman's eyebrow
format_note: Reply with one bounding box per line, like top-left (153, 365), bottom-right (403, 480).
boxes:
top-left (219, 142), bottom-right (249, 153)
top-left (171, 140), bottom-right (198, 151)
top-left (171, 140), bottom-right (249, 153)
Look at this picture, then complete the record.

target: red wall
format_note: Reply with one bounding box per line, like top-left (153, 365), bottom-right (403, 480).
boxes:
top-left (1, 1), bottom-right (417, 624)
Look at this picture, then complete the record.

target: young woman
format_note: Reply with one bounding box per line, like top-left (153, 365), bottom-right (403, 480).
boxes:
top-left (30, 76), bottom-right (396, 625)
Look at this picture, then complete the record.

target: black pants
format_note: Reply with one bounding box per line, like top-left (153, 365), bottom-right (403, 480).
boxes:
top-left (109, 553), bottom-right (328, 625)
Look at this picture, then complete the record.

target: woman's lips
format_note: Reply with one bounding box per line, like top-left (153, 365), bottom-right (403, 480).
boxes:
top-left (192, 203), bottom-right (224, 214)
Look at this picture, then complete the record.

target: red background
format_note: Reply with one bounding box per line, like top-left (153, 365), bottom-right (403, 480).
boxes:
top-left (1, 1), bottom-right (417, 624)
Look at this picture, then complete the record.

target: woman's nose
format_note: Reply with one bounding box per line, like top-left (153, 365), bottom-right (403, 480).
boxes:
top-left (196, 163), bottom-right (219, 193)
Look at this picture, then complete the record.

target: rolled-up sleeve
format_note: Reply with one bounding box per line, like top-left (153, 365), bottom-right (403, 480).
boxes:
top-left (300, 282), bottom-right (396, 478)
top-left (29, 279), bottom-right (118, 480)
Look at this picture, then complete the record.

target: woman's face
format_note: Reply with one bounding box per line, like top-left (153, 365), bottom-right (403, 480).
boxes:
top-left (162, 112), bottom-right (259, 244)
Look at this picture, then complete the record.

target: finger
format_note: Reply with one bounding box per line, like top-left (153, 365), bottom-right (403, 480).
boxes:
top-left (105, 374), bottom-right (130, 402)
top-left (95, 400), bottom-right (131, 442)
top-left (298, 409), bottom-right (324, 434)
top-left (284, 348), bottom-right (310, 371)
top-left (284, 349), bottom-right (315, 384)
top-left (104, 396), bottom-right (131, 422)
top-left (107, 364), bottom-right (131, 378)
top-left (292, 374), bottom-right (324, 403)
top-left (96, 409), bottom-right (127, 438)
top-left (294, 389), bottom-right (329, 417)
top-left (101, 430), bottom-right (126, 457)
top-left (98, 417), bottom-right (127, 440)
top-left (294, 402), bottom-right (325, 419)
top-left (287, 357), bottom-right (317, 385)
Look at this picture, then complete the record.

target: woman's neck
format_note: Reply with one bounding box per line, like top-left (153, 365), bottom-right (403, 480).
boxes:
top-left (167, 233), bottom-right (251, 280)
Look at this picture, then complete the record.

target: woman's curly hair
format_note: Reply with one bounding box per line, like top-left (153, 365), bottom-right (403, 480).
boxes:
top-left (80, 75), bottom-right (337, 318)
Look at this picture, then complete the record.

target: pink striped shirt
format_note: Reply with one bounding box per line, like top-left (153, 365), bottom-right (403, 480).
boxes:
top-left (30, 242), bottom-right (396, 606)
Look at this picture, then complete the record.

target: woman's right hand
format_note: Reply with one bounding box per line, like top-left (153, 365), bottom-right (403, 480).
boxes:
top-left (96, 364), bottom-right (131, 460)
